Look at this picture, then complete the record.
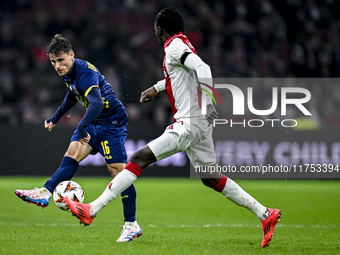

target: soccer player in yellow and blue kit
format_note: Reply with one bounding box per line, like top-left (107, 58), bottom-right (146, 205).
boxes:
top-left (15, 34), bottom-right (142, 242)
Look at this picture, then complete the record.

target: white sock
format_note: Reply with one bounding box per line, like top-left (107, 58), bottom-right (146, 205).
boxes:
top-left (221, 178), bottom-right (268, 220)
top-left (90, 169), bottom-right (137, 216)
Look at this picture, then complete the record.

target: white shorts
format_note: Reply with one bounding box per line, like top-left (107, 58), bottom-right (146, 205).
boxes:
top-left (147, 117), bottom-right (216, 167)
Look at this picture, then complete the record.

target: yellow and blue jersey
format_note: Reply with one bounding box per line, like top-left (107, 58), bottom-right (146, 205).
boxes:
top-left (63, 58), bottom-right (126, 122)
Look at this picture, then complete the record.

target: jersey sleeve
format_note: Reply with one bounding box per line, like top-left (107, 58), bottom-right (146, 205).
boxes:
top-left (153, 79), bottom-right (166, 92)
top-left (76, 87), bottom-right (104, 139)
top-left (48, 91), bottom-right (78, 124)
top-left (77, 69), bottom-right (100, 97)
top-left (184, 53), bottom-right (214, 105)
top-left (165, 38), bottom-right (193, 65)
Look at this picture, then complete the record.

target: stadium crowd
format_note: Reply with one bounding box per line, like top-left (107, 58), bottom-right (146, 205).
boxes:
top-left (1, 0), bottom-right (340, 128)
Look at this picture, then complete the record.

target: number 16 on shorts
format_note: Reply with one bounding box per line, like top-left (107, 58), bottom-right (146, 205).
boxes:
top-left (101, 140), bottom-right (112, 160)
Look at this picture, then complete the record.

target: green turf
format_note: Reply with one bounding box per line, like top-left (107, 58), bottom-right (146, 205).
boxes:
top-left (1, 177), bottom-right (339, 255)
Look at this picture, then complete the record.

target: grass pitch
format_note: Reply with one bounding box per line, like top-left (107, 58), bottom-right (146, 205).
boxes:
top-left (1, 177), bottom-right (339, 255)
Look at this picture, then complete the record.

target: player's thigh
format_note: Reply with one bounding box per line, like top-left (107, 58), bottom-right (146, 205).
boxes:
top-left (90, 123), bottom-right (128, 165)
top-left (107, 162), bottom-right (126, 178)
top-left (64, 141), bottom-right (93, 162)
top-left (186, 136), bottom-right (216, 168)
top-left (148, 124), bottom-right (190, 161)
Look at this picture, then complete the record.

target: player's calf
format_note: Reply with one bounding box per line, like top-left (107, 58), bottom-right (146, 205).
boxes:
top-left (198, 166), bottom-right (222, 188)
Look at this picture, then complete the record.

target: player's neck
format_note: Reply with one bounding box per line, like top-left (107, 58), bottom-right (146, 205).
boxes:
top-left (66, 58), bottom-right (75, 76)
top-left (161, 32), bottom-right (171, 47)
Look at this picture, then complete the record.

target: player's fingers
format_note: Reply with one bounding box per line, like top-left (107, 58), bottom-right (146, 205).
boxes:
top-left (206, 116), bottom-right (215, 125)
top-left (140, 92), bottom-right (148, 102)
top-left (207, 112), bottom-right (218, 122)
top-left (141, 95), bottom-right (153, 103)
top-left (80, 140), bottom-right (89, 144)
top-left (80, 135), bottom-right (90, 144)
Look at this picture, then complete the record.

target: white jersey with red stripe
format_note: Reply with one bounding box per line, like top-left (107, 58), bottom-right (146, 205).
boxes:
top-left (163, 33), bottom-right (202, 121)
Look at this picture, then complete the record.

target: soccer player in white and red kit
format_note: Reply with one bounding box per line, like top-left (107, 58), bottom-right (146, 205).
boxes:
top-left (65, 7), bottom-right (281, 247)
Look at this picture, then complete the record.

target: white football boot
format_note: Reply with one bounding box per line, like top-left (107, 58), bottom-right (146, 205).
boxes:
top-left (15, 187), bottom-right (51, 208)
top-left (116, 221), bottom-right (142, 242)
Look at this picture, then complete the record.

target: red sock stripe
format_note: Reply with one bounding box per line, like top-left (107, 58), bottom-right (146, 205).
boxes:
top-left (213, 174), bottom-right (228, 192)
top-left (125, 161), bottom-right (143, 177)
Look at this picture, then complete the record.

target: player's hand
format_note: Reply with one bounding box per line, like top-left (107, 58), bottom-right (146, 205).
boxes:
top-left (45, 120), bottom-right (56, 131)
top-left (140, 86), bottom-right (157, 103)
top-left (205, 104), bottom-right (218, 126)
top-left (79, 134), bottom-right (91, 145)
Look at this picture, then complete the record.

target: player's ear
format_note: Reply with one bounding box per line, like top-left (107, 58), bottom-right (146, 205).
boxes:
top-left (158, 26), bottom-right (164, 36)
top-left (155, 26), bottom-right (162, 36)
top-left (70, 51), bottom-right (75, 58)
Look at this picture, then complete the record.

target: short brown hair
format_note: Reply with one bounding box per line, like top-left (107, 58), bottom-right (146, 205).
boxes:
top-left (46, 34), bottom-right (73, 56)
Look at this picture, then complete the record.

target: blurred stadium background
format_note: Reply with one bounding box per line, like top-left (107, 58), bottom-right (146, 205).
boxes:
top-left (1, 0), bottom-right (340, 177)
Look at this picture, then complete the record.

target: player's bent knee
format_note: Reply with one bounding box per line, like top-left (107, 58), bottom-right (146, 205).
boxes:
top-left (108, 167), bottom-right (119, 178)
top-left (197, 169), bottom-right (221, 189)
top-left (129, 146), bottom-right (156, 169)
top-left (200, 178), bottom-right (218, 188)
top-left (64, 150), bottom-right (82, 162)
top-left (64, 141), bottom-right (92, 162)
top-left (107, 163), bottom-right (125, 178)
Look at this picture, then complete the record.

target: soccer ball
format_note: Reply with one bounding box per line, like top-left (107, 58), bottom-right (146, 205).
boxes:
top-left (53, 180), bottom-right (84, 210)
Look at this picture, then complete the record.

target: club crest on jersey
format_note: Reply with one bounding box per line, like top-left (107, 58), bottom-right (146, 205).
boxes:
top-left (69, 84), bottom-right (80, 95)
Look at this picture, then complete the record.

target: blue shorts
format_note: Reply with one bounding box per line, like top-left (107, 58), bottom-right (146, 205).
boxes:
top-left (70, 119), bottom-right (128, 164)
